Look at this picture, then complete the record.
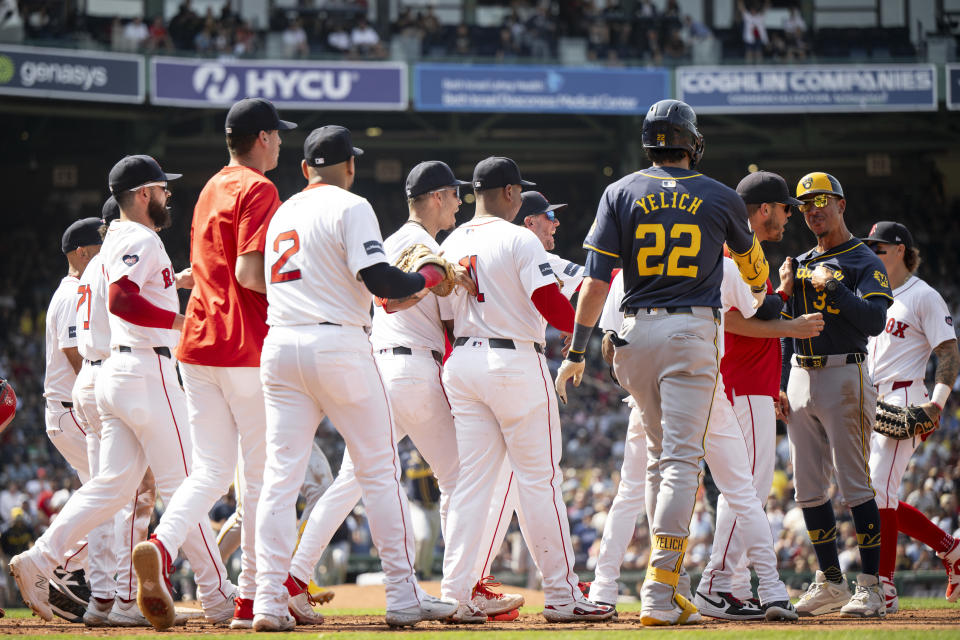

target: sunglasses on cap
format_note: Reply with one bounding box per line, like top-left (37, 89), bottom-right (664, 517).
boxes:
top-left (797, 194), bottom-right (838, 213)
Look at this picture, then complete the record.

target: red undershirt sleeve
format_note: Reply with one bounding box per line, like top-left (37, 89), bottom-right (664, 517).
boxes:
top-left (108, 277), bottom-right (177, 329)
top-left (531, 283), bottom-right (575, 333)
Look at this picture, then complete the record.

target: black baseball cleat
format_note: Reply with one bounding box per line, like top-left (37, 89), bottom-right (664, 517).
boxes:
top-left (762, 600), bottom-right (799, 621)
top-left (52, 567), bottom-right (91, 604)
top-left (693, 591), bottom-right (765, 620)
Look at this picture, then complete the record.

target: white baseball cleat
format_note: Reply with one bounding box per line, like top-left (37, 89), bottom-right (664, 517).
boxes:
top-left (419, 594), bottom-right (460, 620)
top-left (445, 602), bottom-right (488, 624)
top-left (795, 570), bottom-right (851, 616)
top-left (203, 586), bottom-right (239, 626)
top-left (10, 550), bottom-right (53, 621)
top-left (107, 598), bottom-right (151, 626)
top-left (693, 590), bottom-right (764, 620)
top-left (543, 596), bottom-right (616, 622)
top-left (287, 592), bottom-right (324, 625)
top-left (840, 574), bottom-right (886, 618)
top-left (938, 538), bottom-right (960, 602)
top-left (83, 597), bottom-right (115, 626)
top-left (471, 575), bottom-right (524, 616)
top-left (253, 612), bottom-right (295, 632)
top-left (880, 576), bottom-right (899, 614)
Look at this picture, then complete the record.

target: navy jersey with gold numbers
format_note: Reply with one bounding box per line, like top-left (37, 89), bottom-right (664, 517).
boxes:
top-left (784, 238), bottom-right (893, 355)
top-left (583, 166), bottom-right (754, 309)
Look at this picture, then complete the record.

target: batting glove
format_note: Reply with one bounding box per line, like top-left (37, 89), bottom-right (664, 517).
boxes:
top-left (555, 358), bottom-right (585, 404)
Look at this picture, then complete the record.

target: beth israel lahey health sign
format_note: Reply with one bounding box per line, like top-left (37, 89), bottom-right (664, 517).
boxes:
top-left (677, 64), bottom-right (936, 114)
top-left (150, 57), bottom-right (407, 110)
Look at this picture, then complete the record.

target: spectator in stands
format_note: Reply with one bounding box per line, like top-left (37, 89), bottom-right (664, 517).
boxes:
top-left (496, 22), bottom-right (521, 60)
top-left (783, 6), bottom-right (807, 60)
top-left (420, 7), bottom-right (444, 56)
top-left (193, 22), bottom-right (214, 54)
top-left (168, 0), bottom-right (201, 50)
top-left (662, 26), bottom-right (688, 62)
top-left (233, 19), bottom-right (256, 55)
top-left (147, 16), bottom-right (174, 52)
top-left (24, 5), bottom-right (51, 39)
top-left (351, 17), bottom-right (386, 58)
top-left (682, 14), bottom-right (712, 45)
top-left (1, 507), bottom-right (34, 557)
top-left (526, 5), bottom-right (556, 59)
top-left (452, 23), bottom-right (473, 57)
top-left (739, 0), bottom-right (769, 63)
top-left (327, 22), bottom-right (351, 54)
top-left (282, 18), bottom-right (309, 58)
top-left (587, 13), bottom-right (611, 61)
top-left (120, 16), bottom-right (150, 51)
top-left (0, 482), bottom-right (25, 524)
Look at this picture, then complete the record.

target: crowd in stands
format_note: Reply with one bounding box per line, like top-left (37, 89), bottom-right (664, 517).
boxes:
top-left (1, 1), bottom-right (923, 65)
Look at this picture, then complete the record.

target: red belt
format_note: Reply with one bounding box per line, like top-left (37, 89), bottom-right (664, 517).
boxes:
top-left (891, 380), bottom-right (913, 391)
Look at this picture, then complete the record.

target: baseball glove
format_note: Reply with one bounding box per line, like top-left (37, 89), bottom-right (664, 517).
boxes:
top-left (874, 400), bottom-right (937, 440)
top-left (394, 243), bottom-right (457, 297)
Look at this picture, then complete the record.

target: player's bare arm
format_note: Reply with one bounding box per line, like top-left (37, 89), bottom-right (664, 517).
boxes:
top-left (776, 257), bottom-right (795, 297)
top-left (920, 338), bottom-right (960, 423)
top-left (725, 310), bottom-right (824, 339)
top-left (62, 346), bottom-right (83, 374)
top-left (235, 251), bottom-right (266, 294)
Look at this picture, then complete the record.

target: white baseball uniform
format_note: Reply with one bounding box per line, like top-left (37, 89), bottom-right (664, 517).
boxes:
top-left (288, 221), bottom-right (459, 586)
top-left (256, 184), bottom-right (423, 617)
top-left (590, 260), bottom-right (789, 605)
top-left (471, 251), bottom-right (583, 583)
top-left (31, 220), bottom-right (234, 614)
top-left (438, 216), bottom-right (583, 607)
top-left (73, 252), bottom-right (156, 602)
top-left (867, 276), bottom-right (954, 508)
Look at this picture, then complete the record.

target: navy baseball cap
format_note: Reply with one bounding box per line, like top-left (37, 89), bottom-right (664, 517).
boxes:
top-left (405, 161), bottom-right (470, 198)
top-left (737, 171), bottom-right (803, 206)
top-left (515, 191), bottom-right (566, 222)
top-left (101, 196), bottom-right (120, 223)
top-left (108, 155), bottom-right (182, 194)
top-left (304, 126), bottom-right (363, 167)
top-left (225, 98), bottom-right (297, 135)
top-left (864, 221), bottom-right (914, 249)
top-left (62, 217), bottom-right (104, 254)
top-left (472, 157), bottom-right (535, 191)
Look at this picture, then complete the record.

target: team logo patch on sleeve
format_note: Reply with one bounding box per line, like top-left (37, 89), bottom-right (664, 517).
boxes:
top-left (539, 263), bottom-right (554, 276)
top-left (363, 240), bottom-right (385, 256)
top-left (122, 254), bottom-right (139, 266)
top-left (947, 316), bottom-right (954, 327)
top-left (563, 263), bottom-right (580, 277)
top-left (873, 270), bottom-right (889, 288)
top-left (68, 326), bottom-right (76, 338)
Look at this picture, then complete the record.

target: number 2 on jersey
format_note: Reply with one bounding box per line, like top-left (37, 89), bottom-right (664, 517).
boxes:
top-left (270, 230), bottom-right (302, 283)
top-left (458, 255), bottom-right (485, 302)
top-left (635, 223), bottom-right (701, 278)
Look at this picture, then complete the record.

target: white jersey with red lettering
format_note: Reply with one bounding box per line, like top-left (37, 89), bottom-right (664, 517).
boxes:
top-left (438, 217), bottom-right (556, 343)
top-left (371, 222), bottom-right (444, 353)
top-left (547, 254), bottom-right (583, 299)
top-left (100, 220), bottom-right (180, 350)
top-left (44, 275), bottom-right (80, 403)
top-left (868, 276), bottom-right (954, 386)
top-left (76, 253), bottom-right (111, 363)
top-left (264, 184), bottom-right (387, 328)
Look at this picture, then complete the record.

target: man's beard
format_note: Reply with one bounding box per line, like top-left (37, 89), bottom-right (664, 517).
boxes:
top-left (148, 197), bottom-right (172, 230)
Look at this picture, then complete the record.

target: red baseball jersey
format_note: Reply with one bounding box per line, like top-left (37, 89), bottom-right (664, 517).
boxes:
top-left (720, 279), bottom-right (781, 402)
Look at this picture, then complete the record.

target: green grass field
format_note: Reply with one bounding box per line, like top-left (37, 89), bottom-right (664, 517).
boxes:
top-left (3, 599), bottom-right (958, 639)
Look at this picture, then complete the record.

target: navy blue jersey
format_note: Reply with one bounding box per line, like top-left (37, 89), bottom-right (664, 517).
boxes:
top-left (583, 166), bottom-right (754, 309)
top-left (784, 238), bottom-right (893, 355)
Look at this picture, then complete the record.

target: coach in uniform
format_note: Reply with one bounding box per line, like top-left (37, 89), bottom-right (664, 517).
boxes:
top-left (780, 172), bottom-right (892, 617)
top-left (555, 99), bottom-right (770, 626)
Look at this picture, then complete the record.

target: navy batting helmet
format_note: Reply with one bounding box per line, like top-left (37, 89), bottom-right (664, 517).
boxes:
top-left (641, 99), bottom-right (704, 168)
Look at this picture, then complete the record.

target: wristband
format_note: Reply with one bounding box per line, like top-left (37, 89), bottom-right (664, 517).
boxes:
top-left (567, 350), bottom-right (585, 363)
top-left (932, 382), bottom-right (951, 410)
top-left (570, 322), bottom-right (593, 355)
top-left (777, 290), bottom-right (789, 303)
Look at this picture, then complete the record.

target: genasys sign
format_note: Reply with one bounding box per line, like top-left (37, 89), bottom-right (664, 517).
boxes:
top-left (0, 44), bottom-right (143, 103)
top-left (150, 57), bottom-right (407, 110)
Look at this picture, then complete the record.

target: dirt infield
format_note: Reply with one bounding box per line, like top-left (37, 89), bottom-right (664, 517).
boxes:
top-left (2, 582), bottom-right (958, 634)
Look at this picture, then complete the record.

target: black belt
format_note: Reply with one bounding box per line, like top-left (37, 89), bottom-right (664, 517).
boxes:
top-left (85, 360), bottom-right (102, 366)
top-left (61, 401), bottom-right (73, 409)
top-left (624, 306), bottom-right (721, 321)
top-left (795, 353), bottom-right (865, 369)
top-left (453, 337), bottom-right (544, 354)
top-left (319, 321), bottom-right (340, 326)
top-left (386, 346), bottom-right (443, 364)
top-left (117, 345), bottom-right (171, 359)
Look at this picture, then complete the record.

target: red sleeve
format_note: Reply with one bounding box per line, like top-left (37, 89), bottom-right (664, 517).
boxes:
top-left (238, 179), bottom-right (281, 255)
top-left (531, 284), bottom-right (574, 333)
top-left (108, 277), bottom-right (177, 329)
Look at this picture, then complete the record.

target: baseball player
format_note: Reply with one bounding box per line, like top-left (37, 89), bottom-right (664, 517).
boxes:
top-left (10, 155), bottom-right (237, 625)
top-left (438, 156), bottom-right (614, 623)
top-left (282, 159), bottom-right (474, 621)
top-left (468, 190), bottom-right (584, 617)
top-left (255, 127), bottom-right (458, 630)
top-left (698, 171), bottom-right (823, 614)
top-left (555, 99), bottom-right (770, 626)
top-left (781, 172), bottom-right (892, 617)
top-left (71, 197), bottom-right (158, 627)
top-left (42, 217), bottom-right (108, 620)
top-left (862, 221), bottom-right (960, 611)
top-left (132, 97), bottom-right (297, 631)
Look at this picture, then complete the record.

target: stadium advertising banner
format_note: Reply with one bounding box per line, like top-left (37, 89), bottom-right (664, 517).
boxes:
top-left (945, 64), bottom-right (960, 110)
top-left (0, 45), bottom-right (144, 103)
top-left (677, 64), bottom-right (937, 114)
top-left (150, 57), bottom-right (407, 110)
top-left (414, 63), bottom-right (669, 115)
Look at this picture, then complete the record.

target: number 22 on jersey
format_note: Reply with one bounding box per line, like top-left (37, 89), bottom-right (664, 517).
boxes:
top-left (635, 223), bottom-right (701, 278)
